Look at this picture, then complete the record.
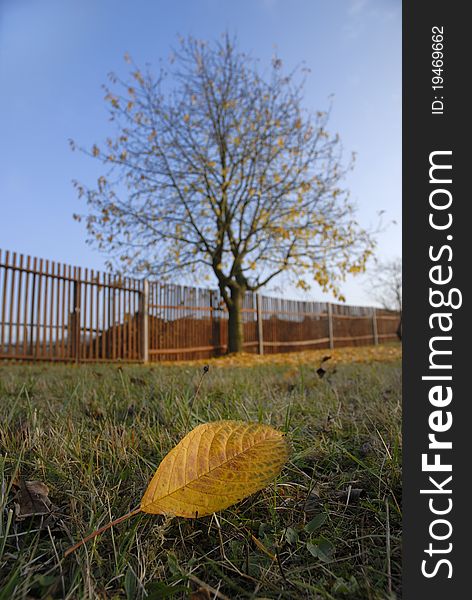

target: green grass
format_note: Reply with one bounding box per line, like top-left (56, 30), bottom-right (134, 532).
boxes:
top-left (0, 358), bottom-right (401, 599)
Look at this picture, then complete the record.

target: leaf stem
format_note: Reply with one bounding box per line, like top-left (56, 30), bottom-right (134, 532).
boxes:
top-left (64, 507), bottom-right (141, 557)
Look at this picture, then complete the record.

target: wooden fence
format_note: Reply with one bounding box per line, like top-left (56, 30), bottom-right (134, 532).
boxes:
top-left (0, 249), bottom-right (401, 363)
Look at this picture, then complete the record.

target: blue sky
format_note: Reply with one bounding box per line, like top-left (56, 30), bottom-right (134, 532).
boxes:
top-left (0, 0), bottom-right (401, 305)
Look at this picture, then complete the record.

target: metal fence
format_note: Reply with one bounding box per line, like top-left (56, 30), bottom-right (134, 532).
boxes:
top-left (0, 249), bottom-right (401, 362)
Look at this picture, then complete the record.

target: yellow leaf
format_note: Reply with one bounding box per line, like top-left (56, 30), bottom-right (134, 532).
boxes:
top-left (141, 420), bottom-right (289, 518)
top-left (64, 420), bottom-right (289, 556)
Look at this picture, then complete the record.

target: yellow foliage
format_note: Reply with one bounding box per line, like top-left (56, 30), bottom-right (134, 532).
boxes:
top-left (132, 70), bottom-right (143, 84)
top-left (296, 279), bottom-right (309, 291)
top-left (348, 265), bottom-right (363, 274)
top-left (141, 421), bottom-right (289, 517)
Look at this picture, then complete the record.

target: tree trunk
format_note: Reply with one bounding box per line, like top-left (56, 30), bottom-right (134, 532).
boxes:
top-left (227, 287), bottom-right (244, 353)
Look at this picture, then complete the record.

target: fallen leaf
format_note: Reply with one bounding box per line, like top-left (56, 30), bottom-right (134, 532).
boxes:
top-left (13, 479), bottom-right (52, 520)
top-left (65, 420), bottom-right (289, 555)
top-left (141, 421), bottom-right (289, 517)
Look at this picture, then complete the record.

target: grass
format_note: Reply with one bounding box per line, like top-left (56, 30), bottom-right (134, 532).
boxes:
top-left (0, 345), bottom-right (402, 599)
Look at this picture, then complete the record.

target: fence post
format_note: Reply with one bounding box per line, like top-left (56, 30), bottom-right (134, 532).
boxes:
top-left (209, 290), bottom-right (214, 355)
top-left (72, 269), bottom-right (81, 364)
top-left (141, 279), bottom-right (149, 363)
top-left (372, 307), bottom-right (379, 345)
top-left (29, 272), bottom-right (36, 357)
top-left (327, 302), bottom-right (334, 349)
top-left (256, 293), bottom-right (264, 355)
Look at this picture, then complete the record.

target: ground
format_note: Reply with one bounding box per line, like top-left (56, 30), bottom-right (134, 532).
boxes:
top-left (0, 344), bottom-right (401, 600)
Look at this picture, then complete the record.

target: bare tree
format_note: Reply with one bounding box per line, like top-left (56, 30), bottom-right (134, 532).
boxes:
top-left (367, 257), bottom-right (402, 339)
top-left (73, 34), bottom-right (374, 352)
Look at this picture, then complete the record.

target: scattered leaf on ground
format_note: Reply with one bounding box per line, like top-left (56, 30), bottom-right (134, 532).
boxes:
top-left (164, 343), bottom-right (401, 368)
top-left (13, 479), bottom-right (52, 520)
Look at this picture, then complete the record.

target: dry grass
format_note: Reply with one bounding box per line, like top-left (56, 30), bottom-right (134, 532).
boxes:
top-left (0, 345), bottom-right (401, 599)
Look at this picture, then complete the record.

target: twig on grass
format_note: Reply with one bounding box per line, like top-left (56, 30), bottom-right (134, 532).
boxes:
top-left (185, 365), bottom-right (209, 432)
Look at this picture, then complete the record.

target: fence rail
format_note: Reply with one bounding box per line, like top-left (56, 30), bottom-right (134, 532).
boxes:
top-left (0, 249), bottom-right (401, 363)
